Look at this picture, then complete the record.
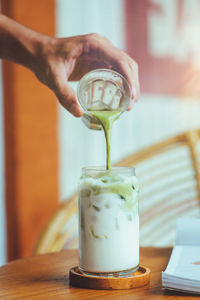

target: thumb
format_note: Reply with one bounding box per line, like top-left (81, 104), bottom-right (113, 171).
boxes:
top-left (55, 80), bottom-right (83, 117)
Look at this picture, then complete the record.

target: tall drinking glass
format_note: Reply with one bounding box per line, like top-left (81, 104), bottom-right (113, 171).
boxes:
top-left (78, 167), bottom-right (139, 277)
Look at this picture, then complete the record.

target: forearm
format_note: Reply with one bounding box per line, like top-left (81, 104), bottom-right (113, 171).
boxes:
top-left (0, 14), bottom-right (48, 71)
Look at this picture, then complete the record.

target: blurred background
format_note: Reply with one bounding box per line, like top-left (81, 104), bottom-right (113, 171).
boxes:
top-left (1, 0), bottom-right (200, 265)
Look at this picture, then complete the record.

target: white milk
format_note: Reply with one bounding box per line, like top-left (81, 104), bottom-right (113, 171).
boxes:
top-left (78, 169), bottom-right (139, 274)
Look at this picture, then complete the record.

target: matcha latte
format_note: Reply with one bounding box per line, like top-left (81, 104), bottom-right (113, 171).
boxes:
top-left (78, 167), bottom-right (139, 275)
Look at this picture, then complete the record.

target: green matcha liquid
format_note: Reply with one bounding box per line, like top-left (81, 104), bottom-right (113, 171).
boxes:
top-left (91, 111), bottom-right (121, 170)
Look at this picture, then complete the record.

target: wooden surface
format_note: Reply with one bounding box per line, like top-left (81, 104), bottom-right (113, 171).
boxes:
top-left (0, 247), bottom-right (199, 299)
top-left (69, 265), bottom-right (150, 290)
top-left (2, 0), bottom-right (59, 260)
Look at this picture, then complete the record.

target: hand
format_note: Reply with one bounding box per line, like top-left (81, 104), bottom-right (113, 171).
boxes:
top-left (33, 33), bottom-right (140, 117)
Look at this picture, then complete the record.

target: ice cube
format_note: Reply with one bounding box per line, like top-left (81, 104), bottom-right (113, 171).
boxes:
top-left (90, 80), bottom-right (105, 105)
top-left (110, 89), bottom-right (122, 109)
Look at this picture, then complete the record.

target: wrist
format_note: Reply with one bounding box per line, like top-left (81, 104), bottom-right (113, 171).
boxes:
top-left (28, 33), bottom-right (54, 72)
top-left (30, 35), bottom-right (59, 85)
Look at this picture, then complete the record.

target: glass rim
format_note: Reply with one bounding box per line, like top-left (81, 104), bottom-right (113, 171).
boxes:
top-left (81, 166), bottom-right (135, 175)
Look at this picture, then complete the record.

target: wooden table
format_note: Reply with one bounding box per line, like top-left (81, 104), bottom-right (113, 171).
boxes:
top-left (0, 247), bottom-right (198, 299)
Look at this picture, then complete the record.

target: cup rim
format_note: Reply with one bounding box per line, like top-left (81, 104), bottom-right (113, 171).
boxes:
top-left (81, 166), bottom-right (135, 176)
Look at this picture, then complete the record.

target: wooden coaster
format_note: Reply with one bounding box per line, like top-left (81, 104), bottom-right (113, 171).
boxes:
top-left (69, 266), bottom-right (150, 290)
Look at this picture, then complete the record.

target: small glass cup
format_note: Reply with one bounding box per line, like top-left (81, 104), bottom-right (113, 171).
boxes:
top-left (78, 167), bottom-right (139, 277)
top-left (77, 69), bottom-right (132, 130)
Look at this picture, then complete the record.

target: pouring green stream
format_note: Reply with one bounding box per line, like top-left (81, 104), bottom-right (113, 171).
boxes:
top-left (90, 111), bottom-right (121, 169)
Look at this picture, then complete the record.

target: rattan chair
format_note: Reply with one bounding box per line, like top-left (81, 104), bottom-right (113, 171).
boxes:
top-left (34, 129), bottom-right (200, 254)
top-left (34, 195), bottom-right (78, 254)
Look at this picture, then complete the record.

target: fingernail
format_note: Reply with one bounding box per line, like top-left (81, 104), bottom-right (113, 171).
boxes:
top-left (71, 103), bottom-right (83, 117)
top-left (127, 100), bottom-right (134, 111)
top-left (132, 86), bottom-right (137, 101)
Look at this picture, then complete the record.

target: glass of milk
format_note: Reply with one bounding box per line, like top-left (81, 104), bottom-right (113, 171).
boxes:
top-left (78, 167), bottom-right (139, 277)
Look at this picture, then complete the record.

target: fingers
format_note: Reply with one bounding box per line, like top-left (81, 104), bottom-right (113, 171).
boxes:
top-left (107, 47), bottom-right (140, 103)
top-left (111, 55), bottom-right (140, 102)
top-left (83, 34), bottom-right (140, 104)
top-left (54, 77), bottom-right (83, 117)
top-left (128, 59), bottom-right (140, 102)
top-left (127, 99), bottom-right (134, 111)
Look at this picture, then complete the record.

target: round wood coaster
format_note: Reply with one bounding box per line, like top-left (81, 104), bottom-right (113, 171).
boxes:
top-left (69, 266), bottom-right (150, 290)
